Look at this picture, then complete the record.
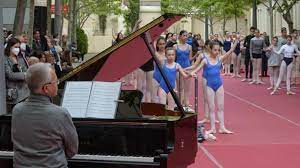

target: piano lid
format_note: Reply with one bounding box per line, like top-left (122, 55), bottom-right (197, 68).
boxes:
top-left (59, 14), bottom-right (184, 83)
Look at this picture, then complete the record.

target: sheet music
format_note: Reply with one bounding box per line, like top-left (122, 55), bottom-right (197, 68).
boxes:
top-left (86, 82), bottom-right (121, 119)
top-left (61, 82), bottom-right (92, 118)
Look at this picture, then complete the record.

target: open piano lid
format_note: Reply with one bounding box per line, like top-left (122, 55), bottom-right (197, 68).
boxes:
top-left (59, 14), bottom-right (184, 83)
top-left (59, 14), bottom-right (186, 118)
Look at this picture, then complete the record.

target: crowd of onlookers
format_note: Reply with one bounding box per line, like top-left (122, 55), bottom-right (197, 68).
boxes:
top-left (3, 28), bottom-right (84, 111)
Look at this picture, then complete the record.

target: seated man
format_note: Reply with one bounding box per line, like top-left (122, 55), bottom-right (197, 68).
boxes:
top-left (70, 42), bottom-right (84, 62)
top-left (11, 63), bottom-right (78, 168)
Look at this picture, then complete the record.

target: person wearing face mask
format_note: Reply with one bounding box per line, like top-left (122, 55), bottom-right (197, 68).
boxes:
top-left (17, 34), bottom-right (32, 58)
top-left (4, 38), bottom-right (29, 112)
top-left (53, 33), bottom-right (63, 56)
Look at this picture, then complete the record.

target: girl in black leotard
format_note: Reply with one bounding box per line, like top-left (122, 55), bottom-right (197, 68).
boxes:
top-left (271, 35), bottom-right (300, 95)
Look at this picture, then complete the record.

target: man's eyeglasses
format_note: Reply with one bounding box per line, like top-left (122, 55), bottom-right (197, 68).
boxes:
top-left (44, 80), bottom-right (59, 86)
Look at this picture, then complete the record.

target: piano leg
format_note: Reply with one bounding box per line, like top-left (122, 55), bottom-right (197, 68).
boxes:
top-left (0, 159), bottom-right (13, 168)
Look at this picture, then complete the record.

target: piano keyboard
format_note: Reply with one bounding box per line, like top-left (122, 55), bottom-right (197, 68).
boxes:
top-left (0, 151), bottom-right (155, 163)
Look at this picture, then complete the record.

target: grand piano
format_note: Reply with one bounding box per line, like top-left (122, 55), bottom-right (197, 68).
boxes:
top-left (0, 14), bottom-right (197, 168)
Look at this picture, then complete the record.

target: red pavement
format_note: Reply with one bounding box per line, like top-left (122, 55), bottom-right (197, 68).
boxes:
top-left (188, 75), bottom-right (300, 168)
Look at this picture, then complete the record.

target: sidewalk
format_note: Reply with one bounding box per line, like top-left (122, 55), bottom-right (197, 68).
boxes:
top-left (72, 53), bottom-right (97, 68)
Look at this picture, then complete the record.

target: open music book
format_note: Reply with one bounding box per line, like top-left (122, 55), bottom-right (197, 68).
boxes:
top-left (61, 81), bottom-right (122, 119)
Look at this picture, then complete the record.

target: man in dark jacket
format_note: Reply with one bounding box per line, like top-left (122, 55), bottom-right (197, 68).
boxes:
top-left (242, 26), bottom-right (256, 82)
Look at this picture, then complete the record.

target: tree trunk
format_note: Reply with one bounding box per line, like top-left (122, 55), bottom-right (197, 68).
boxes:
top-left (47, 0), bottom-right (52, 35)
top-left (269, 0), bottom-right (274, 37)
top-left (13, 0), bottom-right (27, 36)
top-left (282, 11), bottom-right (294, 34)
top-left (0, 7), bottom-right (7, 114)
top-left (209, 17), bottom-right (214, 35)
top-left (235, 14), bottom-right (238, 32)
top-left (67, 0), bottom-right (74, 46)
top-left (72, 0), bottom-right (77, 43)
top-left (28, 0), bottom-right (35, 46)
top-left (222, 17), bottom-right (227, 35)
top-left (98, 15), bottom-right (107, 36)
top-left (54, 0), bottom-right (62, 36)
top-left (60, 1), bottom-right (64, 43)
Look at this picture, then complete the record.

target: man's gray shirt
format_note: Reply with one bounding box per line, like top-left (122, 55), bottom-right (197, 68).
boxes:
top-left (12, 94), bottom-right (78, 168)
top-left (250, 37), bottom-right (266, 58)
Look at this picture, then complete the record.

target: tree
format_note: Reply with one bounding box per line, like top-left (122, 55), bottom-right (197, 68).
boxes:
top-left (123, 0), bottom-right (140, 35)
top-left (54, 0), bottom-right (62, 36)
top-left (77, 0), bottom-right (122, 28)
top-left (47, 0), bottom-right (52, 35)
top-left (13, 0), bottom-right (27, 36)
top-left (28, 0), bottom-right (35, 46)
top-left (67, 0), bottom-right (74, 45)
top-left (161, 0), bottom-right (251, 35)
top-left (274, 0), bottom-right (300, 33)
top-left (259, 0), bottom-right (278, 37)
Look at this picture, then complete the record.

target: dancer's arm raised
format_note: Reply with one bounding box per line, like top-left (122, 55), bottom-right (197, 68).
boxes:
top-left (220, 39), bottom-right (239, 62)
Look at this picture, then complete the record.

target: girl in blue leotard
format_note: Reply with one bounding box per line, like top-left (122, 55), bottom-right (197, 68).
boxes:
top-left (173, 30), bottom-right (195, 111)
top-left (188, 38), bottom-right (239, 135)
top-left (158, 48), bottom-right (189, 110)
top-left (152, 37), bottom-right (166, 103)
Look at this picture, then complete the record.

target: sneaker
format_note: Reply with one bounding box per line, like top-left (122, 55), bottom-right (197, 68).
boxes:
top-left (184, 106), bottom-right (195, 113)
top-left (197, 125), bottom-right (205, 143)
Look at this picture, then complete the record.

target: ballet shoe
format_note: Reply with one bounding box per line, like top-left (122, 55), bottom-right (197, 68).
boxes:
top-left (287, 91), bottom-right (296, 95)
top-left (270, 89), bottom-right (277, 95)
top-left (267, 86), bottom-right (273, 90)
top-left (206, 129), bottom-right (216, 134)
top-left (219, 128), bottom-right (234, 134)
top-left (198, 118), bottom-right (209, 124)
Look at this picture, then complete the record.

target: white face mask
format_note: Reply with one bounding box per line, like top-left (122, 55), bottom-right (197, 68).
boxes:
top-left (12, 47), bottom-right (20, 56)
top-left (20, 43), bottom-right (26, 51)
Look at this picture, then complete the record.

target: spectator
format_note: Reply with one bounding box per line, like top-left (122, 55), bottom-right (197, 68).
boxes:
top-left (187, 32), bottom-right (193, 46)
top-left (31, 50), bottom-right (46, 63)
top-left (278, 27), bottom-right (287, 47)
top-left (61, 34), bottom-right (68, 50)
top-left (53, 33), bottom-right (63, 56)
top-left (4, 38), bottom-right (29, 111)
top-left (61, 50), bottom-right (74, 75)
top-left (27, 57), bottom-right (39, 66)
top-left (17, 34), bottom-right (32, 58)
top-left (32, 30), bottom-right (48, 52)
top-left (69, 42), bottom-right (84, 62)
top-left (113, 32), bottom-right (124, 44)
top-left (165, 33), bottom-right (177, 48)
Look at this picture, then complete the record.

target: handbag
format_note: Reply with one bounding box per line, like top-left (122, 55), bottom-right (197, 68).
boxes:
top-left (6, 88), bottom-right (18, 101)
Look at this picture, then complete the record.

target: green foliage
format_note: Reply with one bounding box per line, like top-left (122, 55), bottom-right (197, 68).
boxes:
top-left (161, 0), bottom-right (251, 20)
top-left (274, 0), bottom-right (300, 32)
top-left (76, 27), bottom-right (88, 55)
top-left (123, 0), bottom-right (140, 35)
top-left (77, 0), bottom-right (122, 27)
